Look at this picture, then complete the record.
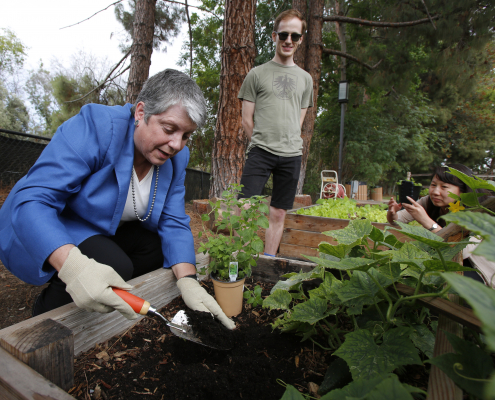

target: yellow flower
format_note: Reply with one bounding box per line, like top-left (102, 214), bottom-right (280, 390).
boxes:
top-left (448, 201), bottom-right (465, 213)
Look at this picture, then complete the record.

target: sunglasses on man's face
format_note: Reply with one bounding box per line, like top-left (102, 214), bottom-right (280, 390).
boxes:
top-left (274, 31), bottom-right (303, 42)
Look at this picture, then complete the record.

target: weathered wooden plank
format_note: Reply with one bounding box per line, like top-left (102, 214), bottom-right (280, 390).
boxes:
top-left (284, 213), bottom-right (349, 232)
top-left (279, 243), bottom-right (317, 260)
top-left (427, 293), bottom-right (464, 400)
top-left (0, 346), bottom-right (74, 400)
top-left (252, 254), bottom-right (315, 283)
top-left (0, 319), bottom-right (74, 391)
top-left (281, 228), bottom-right (335, 248)
top-left (0, 253), bottom-right (210, 357)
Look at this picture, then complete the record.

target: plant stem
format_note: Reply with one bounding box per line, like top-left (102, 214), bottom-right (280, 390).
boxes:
top-left (310, 337), bottom-right (333, 351)
top-left (388, 284), bottom-right (451, 321)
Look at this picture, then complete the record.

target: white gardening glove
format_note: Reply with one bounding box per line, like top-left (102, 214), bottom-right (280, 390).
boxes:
top-left (176, 277), bottom-right (236, 330)
top-left (58, 247), bottom-right (138, 320)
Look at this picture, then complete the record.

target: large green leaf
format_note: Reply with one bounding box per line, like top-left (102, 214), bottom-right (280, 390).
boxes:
top-left (427, 331), bottom-right (493, 399)
top-left (486, 372), bottom-right (495, 400)
top-left (335, 269), bottom-right (392, 304)
top-left (305, 255), bottom-right (384, 272)
top-left (365, 375), bottom-right (415, 400)
top-left (323, 219), bottom-right (373, 245)
top-left (423, 260), bottom-right (474, 273)
top-left (308, 273), bottom-right (343, 305)
top-left (369, 226), bottom-right (384, 243)
top-left (319, 239), bottom-right (361, 259)
top-left (390, 222), bottom-right (453, 249)
top-left (262, 289), bottom-right (292, 311)
top-left (410, 324), bottom-right (435, 358)
top-left (380, 242), bottom-right (431, 269)
top-left (442, 211), bottom-right (495, 262)
top-left (334, 327), bottom-right (422, 380)
top-left (280, 384), bottom-right (306, 400)
top-left (320, 373), bottom-right (394, 400)
top-left (447, 167), bottom-right (495, 193)
top-left (442, 273), bottom-right (495, 352)
top-left (270, 270), bottom-right (320, 293)
top-left (291, 297), bottom-right (338, 324)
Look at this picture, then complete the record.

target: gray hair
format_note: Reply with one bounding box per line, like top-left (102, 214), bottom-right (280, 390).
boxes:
top-left (131, 69), bottom-right (207, 128)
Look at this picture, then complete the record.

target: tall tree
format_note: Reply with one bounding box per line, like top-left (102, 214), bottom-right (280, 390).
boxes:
top-left (125, 0), bottom-right (158, 103)
top-left (209, 0), bottom-right (256, 198)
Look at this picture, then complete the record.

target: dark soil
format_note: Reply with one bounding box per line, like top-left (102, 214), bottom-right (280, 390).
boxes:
top-left (184, 310), bottom-right (234, 350)
top-left (70, 280), bottom-right (328, 400)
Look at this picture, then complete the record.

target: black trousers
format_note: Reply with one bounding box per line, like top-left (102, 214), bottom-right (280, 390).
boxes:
top-left (32, 221), bottom-right (164, 316)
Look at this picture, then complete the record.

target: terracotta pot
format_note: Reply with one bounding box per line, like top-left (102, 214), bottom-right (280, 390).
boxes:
top-left (211, 275), bottom-right (246, 317)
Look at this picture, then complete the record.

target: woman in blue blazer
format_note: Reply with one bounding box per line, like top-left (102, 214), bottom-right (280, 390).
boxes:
top-left (0, 69), bottom-right (235, 329)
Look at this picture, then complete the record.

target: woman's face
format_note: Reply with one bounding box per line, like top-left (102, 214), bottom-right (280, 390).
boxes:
top-left (133, 102), bottom-right (197, 166)
top-left (428, 175), bottom-right (461, 208)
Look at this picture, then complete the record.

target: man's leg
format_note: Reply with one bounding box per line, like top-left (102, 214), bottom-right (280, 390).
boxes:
top-left (267, 154), bottom-right (302, 255)
top-left (264, 206), bottom-right (287, 255)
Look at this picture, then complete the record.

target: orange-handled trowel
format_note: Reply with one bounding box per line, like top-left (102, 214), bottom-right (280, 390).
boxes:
top-left (112, 288), bottom-right (213, 348)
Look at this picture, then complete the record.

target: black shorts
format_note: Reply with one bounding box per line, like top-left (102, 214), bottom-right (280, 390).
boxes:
top-left (239, 147), bottom-right (301, 210)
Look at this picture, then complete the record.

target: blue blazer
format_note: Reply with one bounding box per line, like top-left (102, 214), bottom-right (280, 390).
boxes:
top-left (0, 103), bottom-right (196, 285)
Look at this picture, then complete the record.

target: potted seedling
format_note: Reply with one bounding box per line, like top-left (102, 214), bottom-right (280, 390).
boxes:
top-left (396, 179), bottom-right (422, 204)
top-left (198, 183), bottom-right (269, 317)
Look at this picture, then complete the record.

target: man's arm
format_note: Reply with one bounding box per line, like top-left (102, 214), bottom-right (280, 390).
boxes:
top-left (242, 100), bottom-right (255, 141)
top-left (300, 108), bottom-right (308, 128)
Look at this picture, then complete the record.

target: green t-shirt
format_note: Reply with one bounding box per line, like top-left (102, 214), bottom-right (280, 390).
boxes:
top-left (238, 60), bottom-right (314, 157)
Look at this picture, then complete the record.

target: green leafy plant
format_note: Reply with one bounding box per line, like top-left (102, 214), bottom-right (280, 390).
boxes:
top-left (265, 218), bottom-right (473, 397)
top-left (243, 285), bottom-right (263, 307)
top-left (198, 183), bottom-right (269, 281)
top-left (296, 197), bottom-right (388, 223)
top-left (271, 166), bottom-right (495, 399)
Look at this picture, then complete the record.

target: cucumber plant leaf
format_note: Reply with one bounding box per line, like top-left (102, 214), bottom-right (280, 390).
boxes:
top-left (426, 332), bottom-right (494, 399)
top-left (308, 273), bottom-right (343, 305)
top-left (318, 239), bottom-right (361, 259)
top-left (304, 255), bottom-right (384, 272)
top-left (335, 268), bottom-right (393, 304)
top-left (423, 260), bottom-right (474, 273)
top-left (334, 327), bottom-right (422, 380)
top-left (291, 296), bottom-right (339, 324)
top-left (441, 273), bottom-right (495, 352)
top-left (323, 219), bottom-right (373, 245)
top-left (409, 324), bottom-right (435, 358)
top-left (390, 222), bottom-right (455, 249)
top-left (279, 384), bottom-right (306, 400)
top-left (442, 211), bottom-right (495, 262)
top-left (262, 289), bottom-right (292, 311)
top-left (365, 374), bottom-right (416, 400)
top-left (447, 167), bottom-right (495, 192)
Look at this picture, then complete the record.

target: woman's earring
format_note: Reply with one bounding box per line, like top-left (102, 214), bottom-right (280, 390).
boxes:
top-left (134, 120), bottom-right (139, 127)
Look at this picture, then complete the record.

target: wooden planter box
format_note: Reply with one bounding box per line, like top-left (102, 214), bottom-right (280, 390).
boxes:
top-left (0, 249), bottom-right (481, 400)
top-left (279, 205), bottom-right (410, 260)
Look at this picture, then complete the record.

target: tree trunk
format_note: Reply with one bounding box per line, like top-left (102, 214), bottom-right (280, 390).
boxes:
top-left (209, 0), bottom-right (256, 198)
top-left (126, 0), bottom-right (157, 104)
top-left (294, 0), bottom-right (324, 194)
top-left (293, 0), bottom-right (308, 69)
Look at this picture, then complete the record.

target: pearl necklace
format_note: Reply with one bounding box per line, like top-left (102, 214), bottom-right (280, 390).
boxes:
top-left (131, 165), bottom-right (159, 222)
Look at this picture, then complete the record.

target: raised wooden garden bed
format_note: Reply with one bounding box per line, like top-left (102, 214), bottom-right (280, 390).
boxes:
top-left (0, 235), bottom-right (484, 399)
top-left (279, 204), bottom-right (410, 260)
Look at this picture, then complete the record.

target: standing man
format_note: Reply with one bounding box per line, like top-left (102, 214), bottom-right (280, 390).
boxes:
top-left (237, 9), bottom-right (314, 256)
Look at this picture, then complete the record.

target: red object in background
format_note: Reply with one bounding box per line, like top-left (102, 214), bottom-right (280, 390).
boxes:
top-left (322, 183), bottom-right (346, 199)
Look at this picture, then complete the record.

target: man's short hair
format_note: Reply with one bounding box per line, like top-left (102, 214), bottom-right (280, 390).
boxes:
top-left (274, 9), bottom-right (307, 33)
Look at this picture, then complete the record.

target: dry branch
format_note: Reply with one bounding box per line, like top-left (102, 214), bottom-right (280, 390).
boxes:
top-left (321, 47), bottom-right (383, 70)
top-left (323, 14), bottom-right (440, 28)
